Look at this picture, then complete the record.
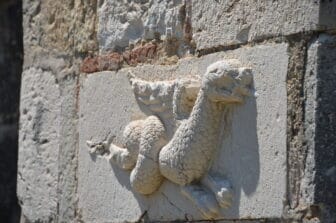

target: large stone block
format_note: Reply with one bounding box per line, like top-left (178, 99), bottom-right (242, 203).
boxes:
top-left (17, 68), bottom-right (61, 222)
top-left (98, 0), bottom-right (191, 54)
top-left (78, 42), bottom-right (288, 221)
top-left (301, 34), bottom-right (336, 222)
top-left (18, 65), bottom-right (80, 223)
top-left (192, 1), bottom-right (336, 50)
top-left (23, 0), bottom-right (97, 57)
top-left (20, 0), bottom-right (96, 221)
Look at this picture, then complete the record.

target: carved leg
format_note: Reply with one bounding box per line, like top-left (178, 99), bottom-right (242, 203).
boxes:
top-left (180, 184), bottom-right (220, 219)
top-left (130, 116), bottom-right (167, 195)
top-left (108, 120), bottom-right (145, 170)
top-left (109, 144), bottom-right (137, 170)
top-left (201, 173), bottom-right (233, 209)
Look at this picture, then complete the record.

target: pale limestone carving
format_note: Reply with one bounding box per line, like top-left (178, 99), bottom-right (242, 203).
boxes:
top-left (86, 59), bottom-right (253, 219)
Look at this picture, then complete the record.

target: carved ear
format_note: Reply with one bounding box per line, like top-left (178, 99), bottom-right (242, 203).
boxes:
top-left (173, 79), bottom-right (201, 120)
top-left (234, 67), bottom-right (253, 97)
top-left (129, 77), bottom-right (177, 120)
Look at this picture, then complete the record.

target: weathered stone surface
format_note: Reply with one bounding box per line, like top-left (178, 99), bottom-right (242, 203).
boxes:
top-left (98, 0), bottom-right (192, 55)
top-left (17, 67), bottom-right (60, 222)
top-left (23, 0), bottom-right (97, 59)
top-left (286, 35), bottom-right (308, 211)
top-left (17, 0), bottom-right (336, 222)
top-left (301, 34), bottom-right (336, 222)
top-left (57, 76), bottom-right (79, 223)
top-left (19, 0), bottom-right (96, 221)
top-left (19, 62), bottom-right (80, 223)
top-left (192, 1), bottom-right (336, 50)
top-left (78, 42), bottom-right (288, 221)
top-left (78, 72), bottom-right (145, 222)
top-left (18, 56), bottom-right (80, 223)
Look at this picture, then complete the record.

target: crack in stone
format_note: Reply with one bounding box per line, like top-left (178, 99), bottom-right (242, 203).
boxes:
top-left (161, 191), bottom-right (184, 215)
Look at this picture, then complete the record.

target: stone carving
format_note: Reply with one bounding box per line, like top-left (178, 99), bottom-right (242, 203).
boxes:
top-left (86, 59), bottom-right (253, 219)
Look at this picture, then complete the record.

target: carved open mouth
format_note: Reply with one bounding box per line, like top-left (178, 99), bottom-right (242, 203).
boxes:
top-left (210, 78), bottom-right (253, 103)
top-left (209, 87), bottom-right (243, 103)
top-left (205, 65), bottom-right (253, 104)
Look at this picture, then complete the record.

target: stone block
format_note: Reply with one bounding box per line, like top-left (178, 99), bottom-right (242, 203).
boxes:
top-left (57, 76), bottom-right (80, 223)
top-left (18, 63), bottom-right (79, 222)
top-left (98, 0), bottom-right (191, 54)
top-left (20, 0), bottom-right (95, 221)
top-left (17, 67), bottom-right (61, 222)
top-left (302, 34), bottom-right (336, 222)
top-left (23, 0), bottom-right (97, 57)
top-left (78, 42), bottom-right (288, 221)
top-left (192, 1), bottom-right (336, 50)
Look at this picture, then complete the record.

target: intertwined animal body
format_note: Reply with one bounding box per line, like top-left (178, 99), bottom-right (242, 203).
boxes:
top-left (87, 59), bottom-right (253, 219)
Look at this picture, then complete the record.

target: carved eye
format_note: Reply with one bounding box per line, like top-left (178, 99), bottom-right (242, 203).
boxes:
top-left (237, 68), bottom-right (253, 86)
top-left (210, 68), bottom-right (219, 74)
top-left (214, 75), bottom-right (235, 89)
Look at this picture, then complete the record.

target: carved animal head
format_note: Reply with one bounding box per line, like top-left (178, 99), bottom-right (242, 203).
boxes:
top-left (202, 59), bottom-right (253, 103)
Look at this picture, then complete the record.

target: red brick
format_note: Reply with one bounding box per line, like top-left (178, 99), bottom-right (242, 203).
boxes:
top-left (80, 57), bottom-right (99, 73)
top-left (98, 53), bottom-right (123, 71)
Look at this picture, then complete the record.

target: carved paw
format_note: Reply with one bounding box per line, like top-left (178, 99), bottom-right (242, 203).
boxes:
top-left (214, 185), bottom-right (233, 209)
top-left (86, 140), bottom-right (109, 155)
top-left (109, 144), bottom-right (136, 170)
top-left (181, 184), bottom-right (220, 219)
top-left (201, 174), bottom-right (233, 209)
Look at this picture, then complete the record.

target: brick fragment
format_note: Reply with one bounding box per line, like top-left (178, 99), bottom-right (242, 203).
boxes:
top-left (80, 43), bottom-right (157, 73)
top-left (98, 53), bottom-right (123, 71)
top-left (80, 57), bottom-right (99, 73)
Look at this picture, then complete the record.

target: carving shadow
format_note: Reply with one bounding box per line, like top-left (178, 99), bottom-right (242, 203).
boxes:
top-left (212, 81), bottom-right (260, 218)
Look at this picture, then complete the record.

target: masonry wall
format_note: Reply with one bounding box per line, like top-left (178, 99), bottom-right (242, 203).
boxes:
top-left (18, 1), bottom-right (336, 222)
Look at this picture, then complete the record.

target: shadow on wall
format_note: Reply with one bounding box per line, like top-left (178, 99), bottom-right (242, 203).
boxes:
top-left (0, 0), bottom-right (23, 223)
top-left (213, 86), bottom-right (260, 218)
top-left (311, 34), bottom-right (336, 222)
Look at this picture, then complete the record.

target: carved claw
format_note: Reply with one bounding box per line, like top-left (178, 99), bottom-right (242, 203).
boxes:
top-left (214, 186), bottom-right (233, 209)
top-left (201, 174), bottom-right (233, 209)
top-left (109, 144), bottom-right (136, 170)
top-left (86, 140), bottom-right (109, 155)
top-left (181, 184), bottom-right (220, 219)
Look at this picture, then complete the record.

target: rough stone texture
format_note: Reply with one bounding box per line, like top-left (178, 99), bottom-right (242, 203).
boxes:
top-left (78, 72), bottom-right (145, 223)
top-left (98, 0), bottom-right (193, 56)
top-left (301, 34), bottom-right (336, 223)
top-left (23, 0), bottom-right (97, 56)
top-left (17, 0), bottom-right (336, 222)
top-left (57, 76), bottom-right (79, 223)
top-left (192, 1), bottom-right (336, 50)
top-left (78, 42), bottom-right (288, 221)
top-left (0, 0), bottom-right (22, 222)
top-left (17, 60), bottom-right (80, 223)
top-left (18, 55), bottom-right (80, 223)
top-left (18, 0), bottom-right (97, 222)
top-left (18, 68), bottom-right (60, 222)
top-left (98, 0), bottom-right (177, 49)
top-left (286, 35), bottom-right (308, 210)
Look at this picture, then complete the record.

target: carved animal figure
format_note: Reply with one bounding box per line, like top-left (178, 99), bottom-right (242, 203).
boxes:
top-left (87, 59), bottom-right (253, 219)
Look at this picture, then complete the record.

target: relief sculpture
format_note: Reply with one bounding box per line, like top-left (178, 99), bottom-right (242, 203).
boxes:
top-left (86, 59), bottom-right (253, 219)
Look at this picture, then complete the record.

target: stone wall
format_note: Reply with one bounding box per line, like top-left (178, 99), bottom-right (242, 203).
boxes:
top-left (18, 1), bottom-right (336, 222)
